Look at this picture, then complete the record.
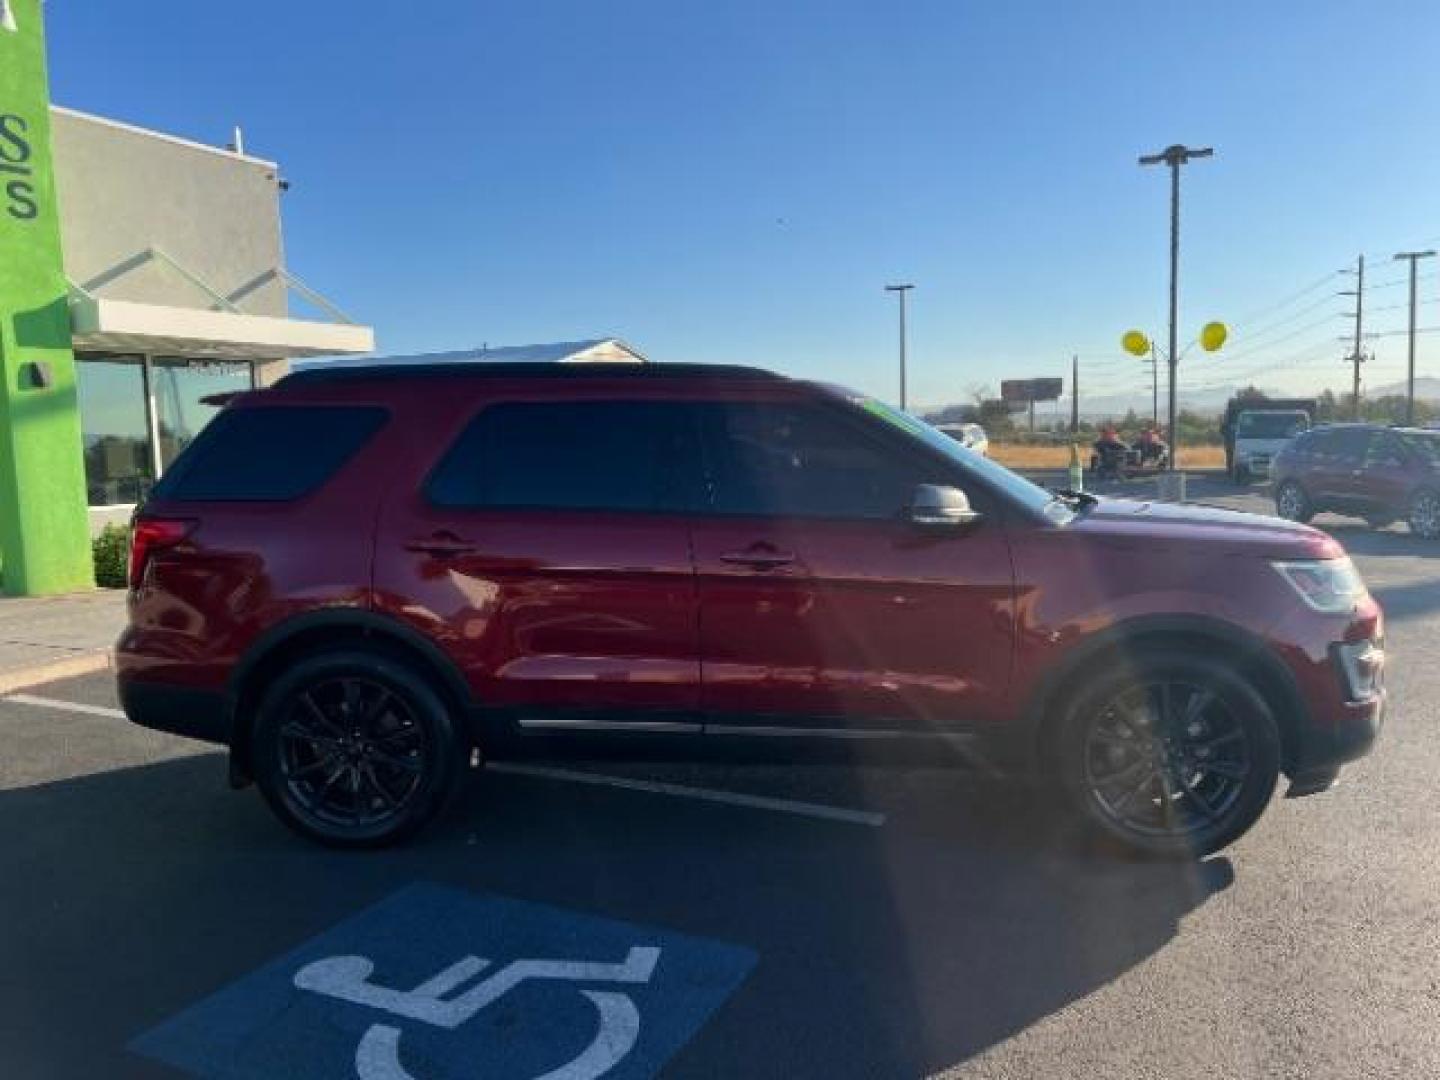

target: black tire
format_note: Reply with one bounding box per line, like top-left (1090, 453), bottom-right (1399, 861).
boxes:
top-left (1054, 652), bottom-right (1281, 859)
top-left (251, 650), bottom-right (463, 847)
top-left (1275, 480), bottom-right (1313, 523)
top-left (1408, 489), bottom-right (1440, 540)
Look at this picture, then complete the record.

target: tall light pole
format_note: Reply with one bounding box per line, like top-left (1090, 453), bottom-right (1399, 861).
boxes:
top-left (1138, 144), bottom-right (1213, 469)
top-left (1394, 249), bottom-right (1436, 426)
top-left (885, 284), bottom-right (914, 410)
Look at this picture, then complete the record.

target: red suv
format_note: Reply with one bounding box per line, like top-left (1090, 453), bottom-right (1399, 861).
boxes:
top-left (118, 363), bottom-right (1385, 857)
top-left (1273, 423), bottom-right (1440, 538)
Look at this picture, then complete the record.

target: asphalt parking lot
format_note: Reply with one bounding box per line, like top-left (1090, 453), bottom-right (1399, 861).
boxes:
top-left (3, 480), bottom-right (1439, 1079)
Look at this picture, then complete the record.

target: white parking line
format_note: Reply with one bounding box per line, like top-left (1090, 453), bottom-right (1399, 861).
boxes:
top-left (4, 693), bottom-right (126, 719)
top-left (2, 693), bottom-right (887, 827)
top-left (488, 762), bottom-right (886, 827)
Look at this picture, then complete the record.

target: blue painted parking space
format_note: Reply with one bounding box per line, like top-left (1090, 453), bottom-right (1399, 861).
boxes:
top-left (131, 883), bottom-right (757, 1080)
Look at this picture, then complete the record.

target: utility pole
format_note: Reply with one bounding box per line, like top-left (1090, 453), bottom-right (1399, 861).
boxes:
top-left (1071, 354), bottom-right (1079, 432)
top-left (1394, 249), bottom-right (1436, 425)
top-left (1149, 343), bottom-right (1159, 426)
top-left (885, 284), bottom-right (914, 410)
top-left (1340, 255), bottom-right (1365, 419)
top-left (1139, 144), bottom-right (1213, 469)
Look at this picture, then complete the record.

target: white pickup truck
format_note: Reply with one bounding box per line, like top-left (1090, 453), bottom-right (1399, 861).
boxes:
top-left (1230, 408), bottom-right (1311, 483)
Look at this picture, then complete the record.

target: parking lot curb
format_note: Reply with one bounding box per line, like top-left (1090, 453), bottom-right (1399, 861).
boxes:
top-left (0, 650), bottom-right (112, 695)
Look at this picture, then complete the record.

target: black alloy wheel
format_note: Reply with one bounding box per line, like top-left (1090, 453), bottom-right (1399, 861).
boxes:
top-left (1059, 653), bottom-right (1280, 858)
top-left (252, 651), bottom-right (461, 847)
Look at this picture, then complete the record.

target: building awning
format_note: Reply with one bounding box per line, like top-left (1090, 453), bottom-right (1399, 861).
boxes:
top-left (68, 295), bottom-right (375, 360)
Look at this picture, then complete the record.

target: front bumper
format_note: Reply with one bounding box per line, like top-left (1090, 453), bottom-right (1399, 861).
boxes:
top-left (1283, 631), bottom-right (1385, 795)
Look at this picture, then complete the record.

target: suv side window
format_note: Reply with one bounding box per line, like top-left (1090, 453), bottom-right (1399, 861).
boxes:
top-left (426, 400), bottom-right (694, 512)
top-left (1364, 432), bottom-right (1407, 468)
top-left (152, 405), bottom-right (387, 502)
top-left (1328, 428), bottom-right (1371, 465)
top-left (700, 401), bottom-right (927, 519)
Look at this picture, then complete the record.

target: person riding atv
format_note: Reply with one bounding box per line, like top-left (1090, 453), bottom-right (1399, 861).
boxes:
top-left (1135, 427), bottom-right (1170, 469)
top-left (1090, 426), bottom-right (1130, 479)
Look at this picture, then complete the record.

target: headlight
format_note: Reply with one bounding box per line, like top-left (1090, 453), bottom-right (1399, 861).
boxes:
top-left (1272, 557), bottom-right (1368, 613)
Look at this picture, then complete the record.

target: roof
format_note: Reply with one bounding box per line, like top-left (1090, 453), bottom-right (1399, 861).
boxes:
top-left (278, 361), bottom-right (781, 388)
top-left (294, 338), bottom-right (646, 372)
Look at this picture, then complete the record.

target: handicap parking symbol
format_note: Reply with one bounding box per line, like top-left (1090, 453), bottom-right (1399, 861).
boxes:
top-left (131, 884), bottom-right (757, 1080)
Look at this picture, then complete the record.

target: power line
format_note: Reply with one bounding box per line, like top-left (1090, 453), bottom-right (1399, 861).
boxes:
top-left (1231, 270), bottom-right (1341, 328)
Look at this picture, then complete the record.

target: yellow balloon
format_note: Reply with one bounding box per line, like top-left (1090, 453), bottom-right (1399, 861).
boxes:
top-left (1121, 330), bottom-right (1151, 357)
top-left (1200, 321), bottom-right (1228, 352)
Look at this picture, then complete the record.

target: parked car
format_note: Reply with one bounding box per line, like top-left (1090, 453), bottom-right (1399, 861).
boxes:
top-left (118, 363), bottom-right (1385, 858)
top-left (1273, 423), bottom-right (1440, 538)
top-left (936, 422), bottom-right (989, 456)
top-left (959, 423), bottom-right (989, 456)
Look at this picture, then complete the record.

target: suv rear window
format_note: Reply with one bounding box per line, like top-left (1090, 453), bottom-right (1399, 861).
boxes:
top-left (152, 405), bottom-right (387, 502)
top-left (426, 400), bottom-right (692, 512)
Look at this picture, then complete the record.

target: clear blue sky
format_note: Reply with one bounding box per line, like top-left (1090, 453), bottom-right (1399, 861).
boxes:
top-left (47, 0), bottom-right (1440, 410)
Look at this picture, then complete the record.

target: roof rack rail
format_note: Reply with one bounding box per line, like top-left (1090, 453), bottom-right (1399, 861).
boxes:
top-left (277, 361), bottom-right (783, 387)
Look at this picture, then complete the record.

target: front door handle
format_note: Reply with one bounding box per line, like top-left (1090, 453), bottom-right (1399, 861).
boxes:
top-left (404, 531), bottom-right (477, 558)
top-left (718, 546), bottom-right (796, 570)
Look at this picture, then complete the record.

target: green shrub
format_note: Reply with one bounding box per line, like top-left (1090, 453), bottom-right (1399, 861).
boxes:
top-left (92, 523), bottom-right (129, 589)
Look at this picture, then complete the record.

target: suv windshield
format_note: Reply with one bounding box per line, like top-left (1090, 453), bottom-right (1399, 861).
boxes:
top-left (1237, 411), bottom-right (1309, 438)
top-left (846, 394), bottom-right (1075, 524)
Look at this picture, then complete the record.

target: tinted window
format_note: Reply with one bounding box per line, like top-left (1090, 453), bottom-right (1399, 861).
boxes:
top-left (427, 401), bottom-right (691, 512)
top-left (1397, 431), bottom-right (1440, 463)
top-left (1364, 433), bottom-right (1406, 467)
top-left (1329, 428), bottom-right (1372, 464)
top-left (152, 405), bottom-right (386, 502)
top-left (702, 401), bottom-right (921, 519)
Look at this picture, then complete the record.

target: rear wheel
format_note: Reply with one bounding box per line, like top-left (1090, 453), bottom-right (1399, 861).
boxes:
top-left (1275, 480), bottom-right (1313, 523)
top-left (1408, 489), bottom-right (1440, 539)
top-left (251, 650), bottom-right (462, 847)
top-left (1056, 653), bottom-right (1281, 859)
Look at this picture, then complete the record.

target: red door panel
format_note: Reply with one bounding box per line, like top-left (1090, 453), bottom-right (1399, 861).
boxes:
top-left (377, 510), bottom-right (699, 711)
top-left (372, 396), bottom-right (701, 719)
top-left (693, 518), bottom-right (1015, 728)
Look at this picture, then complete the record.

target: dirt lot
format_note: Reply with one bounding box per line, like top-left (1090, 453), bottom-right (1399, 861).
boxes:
top-left (989, 443), bottom-right (1226, 470)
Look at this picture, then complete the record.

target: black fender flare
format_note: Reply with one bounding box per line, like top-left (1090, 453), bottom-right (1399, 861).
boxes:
top-left (1016, 612), bottom-right (1305, 771)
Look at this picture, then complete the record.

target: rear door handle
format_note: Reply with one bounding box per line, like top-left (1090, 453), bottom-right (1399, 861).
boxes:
top-left (718, 548), bottom-right (796, 570)
top-left (404, 532), bottom-right (478, 557)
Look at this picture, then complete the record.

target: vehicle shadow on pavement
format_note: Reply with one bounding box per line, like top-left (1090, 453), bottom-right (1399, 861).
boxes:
top-left (0, 754), bottom-right (1233, 1079)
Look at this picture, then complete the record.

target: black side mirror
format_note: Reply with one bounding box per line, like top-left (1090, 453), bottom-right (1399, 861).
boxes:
top-left (909, 484), bottom-right (981, 528)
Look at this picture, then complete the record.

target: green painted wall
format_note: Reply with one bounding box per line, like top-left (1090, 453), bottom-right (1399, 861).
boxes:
top-left (0, 0), bottom-right (94, 595)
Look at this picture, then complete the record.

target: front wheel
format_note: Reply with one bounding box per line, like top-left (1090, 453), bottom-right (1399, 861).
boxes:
top-left (251, 650), bottom-right (463, 847)
top-left (1056, 653), bottom-right (1281, 859)
top-left (1408, 489), bottom-right (1440, 540)
top-left (1275, 480), bottom-right (1313, 523)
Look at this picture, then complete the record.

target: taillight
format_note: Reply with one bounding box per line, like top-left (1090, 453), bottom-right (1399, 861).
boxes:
top-left (128, 518), bottom-right (195, 588)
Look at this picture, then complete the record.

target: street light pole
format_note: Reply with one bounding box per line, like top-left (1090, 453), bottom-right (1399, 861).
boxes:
top-left (885, 284), bottom-right (914, 410)
top-left (1394, 249), bottom-right (1436, 426)
top-left (1139, 144), bottom-right (1213, 469)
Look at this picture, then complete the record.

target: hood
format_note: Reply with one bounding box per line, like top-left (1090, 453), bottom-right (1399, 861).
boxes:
top-left (1068, 497), bottom-right (1342, 559)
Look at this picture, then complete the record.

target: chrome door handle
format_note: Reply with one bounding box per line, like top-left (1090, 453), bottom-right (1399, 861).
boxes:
top-left (718, 549), bottom-right (796, 570)
top-left (404, 532), bottom-right (477, 557)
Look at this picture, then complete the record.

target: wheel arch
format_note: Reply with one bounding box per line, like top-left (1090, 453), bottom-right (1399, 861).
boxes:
top-left (1024, 614), bottom-right (1305, 776)
top-left (226, 609), bottom-right (474, 783)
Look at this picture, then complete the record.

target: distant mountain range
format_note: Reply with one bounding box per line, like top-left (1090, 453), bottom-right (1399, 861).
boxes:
top-left (923, 376), bottom-right (1440, 424)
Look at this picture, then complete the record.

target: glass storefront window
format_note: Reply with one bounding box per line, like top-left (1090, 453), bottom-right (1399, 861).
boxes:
top-left (76, 355), bottom-right (152, 507)
top-left (152, 359), bottom-right (254, 469)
